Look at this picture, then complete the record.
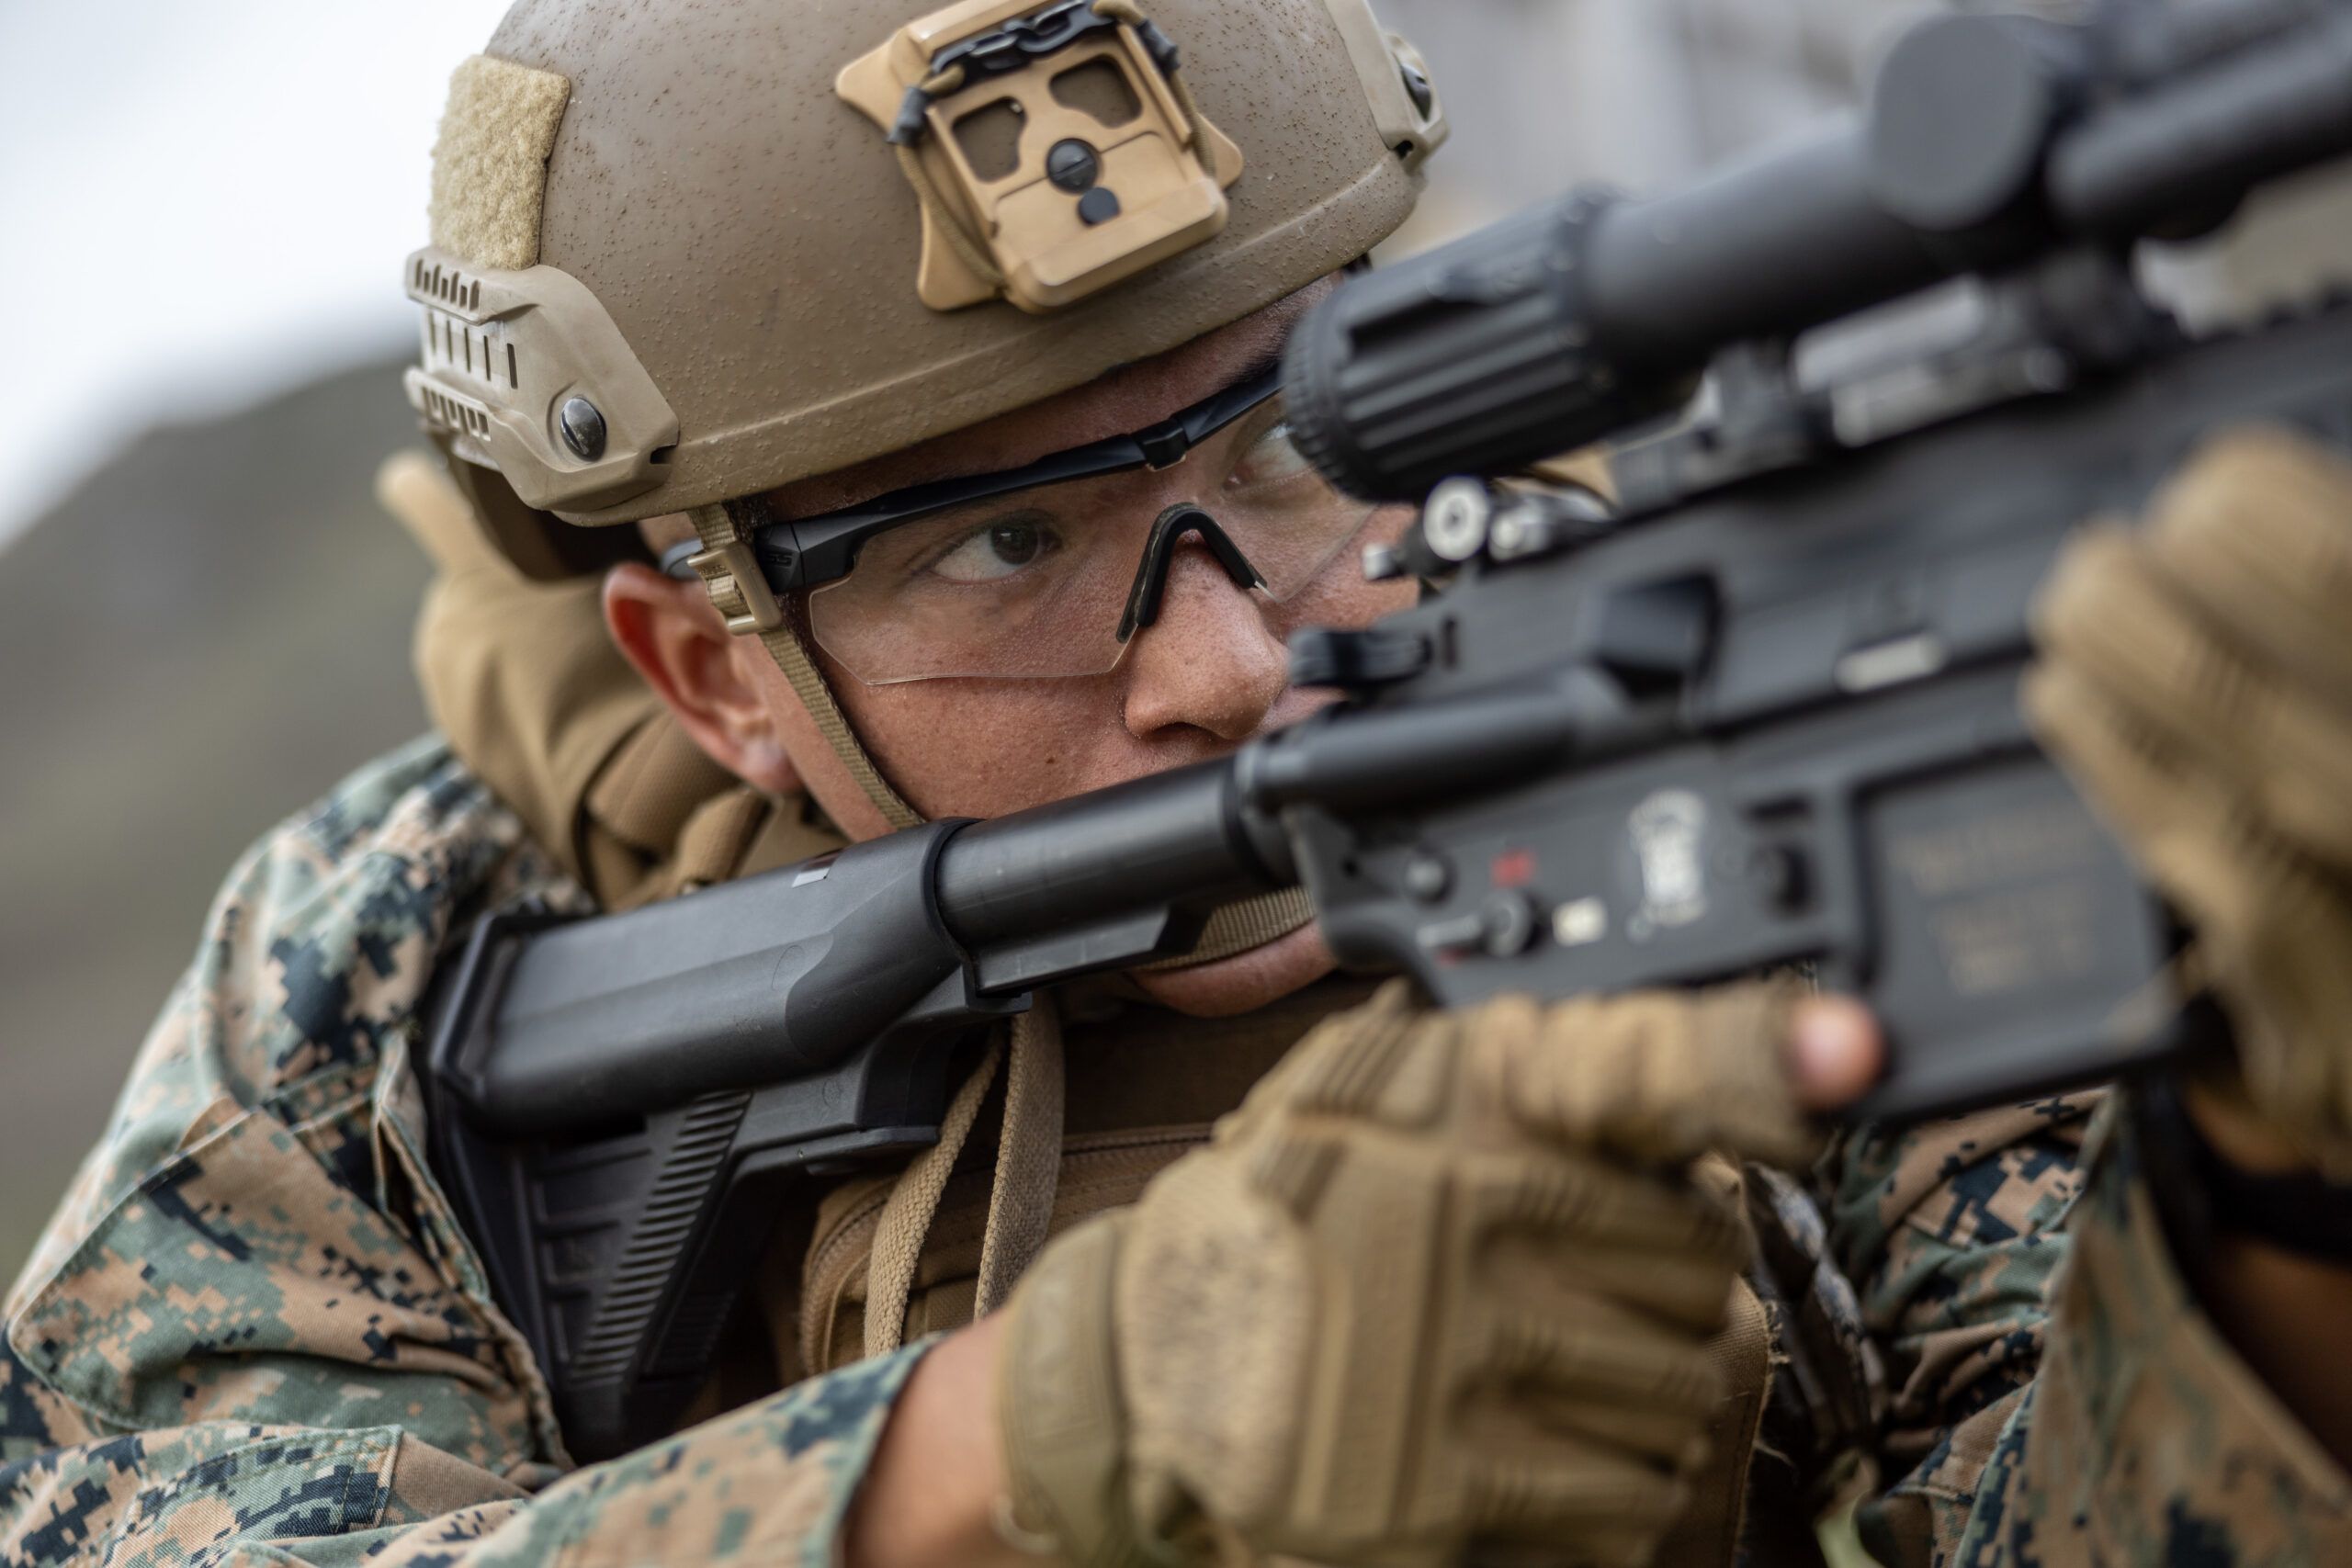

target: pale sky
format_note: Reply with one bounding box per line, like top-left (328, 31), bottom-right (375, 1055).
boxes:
top-left (0, 0), bottom-right (511, 550)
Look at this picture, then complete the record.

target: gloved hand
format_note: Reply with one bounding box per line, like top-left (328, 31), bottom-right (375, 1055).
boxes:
top-left (2025, 427), bottom-right (2352, 1170)
top-left (994, 977), bottom-right (1820, 1568)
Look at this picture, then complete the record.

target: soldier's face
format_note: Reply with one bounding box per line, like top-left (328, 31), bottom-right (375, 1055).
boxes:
top-left (610, 283), bottom-right (1417, 1016)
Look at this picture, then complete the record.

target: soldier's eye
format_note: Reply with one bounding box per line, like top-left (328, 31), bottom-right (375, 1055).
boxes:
top-left (1228, 421), bottom-right (1313, 492)
top-left (929, 519), bottom-right (1060, 582)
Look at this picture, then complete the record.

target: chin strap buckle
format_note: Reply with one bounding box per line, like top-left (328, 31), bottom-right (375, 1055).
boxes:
top-left (686, 539), bottom-right (786, 636)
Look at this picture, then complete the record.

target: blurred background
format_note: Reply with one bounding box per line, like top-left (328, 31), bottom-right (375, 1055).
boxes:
top-left (3, 0), bottom-right (2347, 1289)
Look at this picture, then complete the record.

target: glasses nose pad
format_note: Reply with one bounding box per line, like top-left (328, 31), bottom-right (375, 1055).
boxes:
top-left (1115, 502), bottom-right (1269, 644)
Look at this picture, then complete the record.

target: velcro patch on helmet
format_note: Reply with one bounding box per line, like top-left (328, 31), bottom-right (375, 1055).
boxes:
top-left (838, 0), bottom-right (1244, 315)
top-left (430, 54), bottom-right (573, 273)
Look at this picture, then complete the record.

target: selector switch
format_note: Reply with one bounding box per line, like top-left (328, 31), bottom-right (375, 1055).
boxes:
top-left (1478, 890), bottom-right (1541, 957)
top-left (1411, 887), bottom-right (1544, 961)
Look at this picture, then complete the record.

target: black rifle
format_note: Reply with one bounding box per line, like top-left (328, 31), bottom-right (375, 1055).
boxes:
top-left (424, 0), bottom-right (2352, 1460)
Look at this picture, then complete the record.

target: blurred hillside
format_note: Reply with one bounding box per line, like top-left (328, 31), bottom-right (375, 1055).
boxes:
top-left (0, 357), bottom-right (428, 1273)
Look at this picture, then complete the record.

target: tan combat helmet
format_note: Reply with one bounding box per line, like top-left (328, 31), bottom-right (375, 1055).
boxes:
top-left (406, 0), bottom-right (1445, 546)
top-left (406, 0), bottom-right (1444, 938)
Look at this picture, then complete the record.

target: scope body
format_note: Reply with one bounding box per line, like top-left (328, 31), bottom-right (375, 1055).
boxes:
top-left (1283, 1), bottom-right (2352, 501)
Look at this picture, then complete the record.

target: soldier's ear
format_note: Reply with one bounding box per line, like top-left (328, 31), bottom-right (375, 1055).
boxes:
top-left (603, 562), bottom-right (803, 797)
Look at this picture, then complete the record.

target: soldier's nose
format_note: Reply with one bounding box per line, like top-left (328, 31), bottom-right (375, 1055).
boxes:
top-left (1120, 546), bottom-right (1287, 744)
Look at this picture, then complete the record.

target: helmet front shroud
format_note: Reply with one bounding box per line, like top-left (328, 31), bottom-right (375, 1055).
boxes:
top-left (405, 0), bottom-right (1443, 948)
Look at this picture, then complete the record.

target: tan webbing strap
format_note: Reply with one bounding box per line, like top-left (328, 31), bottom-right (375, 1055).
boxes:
top-left (685, 502), bottom-right (923, 831)
top-left (976, 1001), bottom-right (1067, 1315)
top-left (787, 981), bottom-right (1370, 1378)
top-left (1145, 886), bottom-right (1316, 971)
top-left (866, 1042), bottom-right (1005, 1357)
top-left (860, 1003), bottom-right (1068, 1354)
top-left (756, 621), bottom-right (923, 832)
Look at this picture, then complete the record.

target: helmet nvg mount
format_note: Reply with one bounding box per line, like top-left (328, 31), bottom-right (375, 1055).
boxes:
top-left (836, 0), bottom-right (1250, 315)
top-left (403, 0), bottom-right (1445, 564)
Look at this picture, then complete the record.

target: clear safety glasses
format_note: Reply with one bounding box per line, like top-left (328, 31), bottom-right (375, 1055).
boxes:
top-left (664, 365), bottom-right (1396, 684)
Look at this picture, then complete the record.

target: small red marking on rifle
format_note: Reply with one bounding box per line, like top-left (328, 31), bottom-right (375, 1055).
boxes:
top-left (1492, 850), bottom-right (1535, 888)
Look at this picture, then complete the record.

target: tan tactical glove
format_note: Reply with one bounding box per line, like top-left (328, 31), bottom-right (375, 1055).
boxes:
top-left (995, 978), bottom-right (1815, 1568)
top-left (2025, 427), bottom-right (2352, 1170)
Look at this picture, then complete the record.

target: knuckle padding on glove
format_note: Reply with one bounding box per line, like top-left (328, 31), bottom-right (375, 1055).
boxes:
top-left (1483, 1222), bottom-right (1751, 1337)
top-left (1476, 1155), bottom-right (1747, 1268)
top-left (1465, 1453), bottom-right (1690, 1539)
top-left (999, 979), bottom-right (1798, 1567)
top-left (2029, 661), bottom-right (2352, 1089)
top-left (2157, 428), bottom-right (2352, 688)
top-left (1483, 1304), bottom-right (1725, 1418)
top-left (2027, 426), bottom-right (2352, 1168)
top-left (2034, 526), bottom-right (2352, 869)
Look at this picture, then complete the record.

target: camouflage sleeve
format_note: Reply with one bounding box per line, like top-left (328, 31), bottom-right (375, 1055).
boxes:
top-left (0, 739), bottom-right (937, 1565)
top-left (0, 1342), bottom-right (928, 1568)
top-left (1946, 1100), bottom-right (2352, 1565)
top-left (1816, 1094), bottom-right (2098, 1566)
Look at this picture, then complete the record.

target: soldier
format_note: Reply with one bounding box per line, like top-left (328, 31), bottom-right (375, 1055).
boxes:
top-left (4, 4), bottom-right (2350, 1567)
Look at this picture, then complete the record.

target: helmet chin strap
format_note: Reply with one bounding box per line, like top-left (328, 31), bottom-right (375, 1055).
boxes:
top-left (687, 500), bottom-right (1315, 966)
top-left (688, 502), bottom-right (924, 829)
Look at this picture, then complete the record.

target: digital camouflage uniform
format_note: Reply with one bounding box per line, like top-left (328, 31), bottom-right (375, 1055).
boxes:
top-left (6, 739), bottom-right (2347, 1566)
top-left (0, 743), bottom-right (922, 1568)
